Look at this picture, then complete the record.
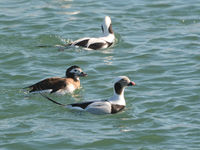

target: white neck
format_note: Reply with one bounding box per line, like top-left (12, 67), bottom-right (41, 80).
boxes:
top-left (109, 88), bottom-right (126, 106)
top-left (101, 33), bottom-right (115, 43)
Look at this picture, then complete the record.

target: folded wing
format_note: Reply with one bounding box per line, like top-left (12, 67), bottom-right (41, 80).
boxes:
top-left (28, 78), bottom-right (66, 93)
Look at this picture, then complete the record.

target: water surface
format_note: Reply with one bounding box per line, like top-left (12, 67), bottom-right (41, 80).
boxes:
top-left (0, 0), bottom-right (200, 149)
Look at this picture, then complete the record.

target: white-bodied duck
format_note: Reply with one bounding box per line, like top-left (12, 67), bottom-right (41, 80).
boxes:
top-left (68, 16), bottom-right (115, 50)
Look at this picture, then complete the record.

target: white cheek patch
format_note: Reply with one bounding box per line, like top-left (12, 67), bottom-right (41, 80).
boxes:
top-left (70, 69), bottom-right (76, 74)
top-left (70, 68), bottom-right (82, 74)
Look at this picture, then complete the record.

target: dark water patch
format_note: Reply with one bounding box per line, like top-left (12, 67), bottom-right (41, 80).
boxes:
top-left (146, 3), bottom-right (173, 9)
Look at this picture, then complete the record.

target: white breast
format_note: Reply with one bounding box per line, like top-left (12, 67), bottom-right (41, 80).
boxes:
top-left (56, 84), bottom-right (75, 95)
top-left (67, 84), bottom-right (76, 92)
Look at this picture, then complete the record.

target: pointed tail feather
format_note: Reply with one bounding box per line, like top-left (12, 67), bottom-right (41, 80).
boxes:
top-left (37, 44), bottom-right (72, 49)
top-left (22, 86), bottom-right (32, 94)
top-left (39, 92), bottom-right (65, 106)
top-left (23, 85), bottom-right (38, 93)
top-left (37, 45), bottom-right (54, 48)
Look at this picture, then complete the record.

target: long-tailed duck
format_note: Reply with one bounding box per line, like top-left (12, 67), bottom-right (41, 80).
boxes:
top-left (26, 65), bottom-right (87, 94)
top-left (67, 16), bottom-right (115, 50)
top-left (40, 76), bottom-right (135, 115)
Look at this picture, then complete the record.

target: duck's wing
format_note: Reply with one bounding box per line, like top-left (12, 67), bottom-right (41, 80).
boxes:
top-left (87, 38), bottom-right (108, 50)
top-left (71, 38), bottom-right (90, 47)
top-left (85, 100), bottom-right (112, 114)
top-left (72, 37), bottom-right (109, 50)
top-left (27, 78), bottom-right (66, 93)
top-left (67, 100), bottom-right (112, 114)
top-left (67, 101), bottom-right (95, 109)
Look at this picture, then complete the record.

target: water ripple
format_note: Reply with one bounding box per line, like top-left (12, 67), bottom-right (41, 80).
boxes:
top-left (0, 0), bottom-right (200, 149)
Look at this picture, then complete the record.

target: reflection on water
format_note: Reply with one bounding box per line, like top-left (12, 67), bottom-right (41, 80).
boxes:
top-left (59, 11), bottom-right (80, 15)
top-left (61, 4), bottom-right (72, 9)
top-left (103, 56), bottom-right (113, 65)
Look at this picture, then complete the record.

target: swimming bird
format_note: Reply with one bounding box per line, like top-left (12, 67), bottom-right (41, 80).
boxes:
top-left (26, 65), bottom-right (87, 94)
top-left (40, 76), bottom-right (135, 115)
top-left (67, 16), bottom-right (115, 50)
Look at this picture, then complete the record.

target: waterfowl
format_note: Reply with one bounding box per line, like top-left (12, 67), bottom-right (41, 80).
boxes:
top-left (26, 65), bottom-right (87, 94)
top-left (40, 76), bottom-right (135, 115)
top-left (68, 16), bottom-right (115, 50)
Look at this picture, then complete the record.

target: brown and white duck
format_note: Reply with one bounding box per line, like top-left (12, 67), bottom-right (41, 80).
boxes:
top-left (40, 76), bottom-right (136, 115)
top-left (26, 65), bottom-right (87, 95)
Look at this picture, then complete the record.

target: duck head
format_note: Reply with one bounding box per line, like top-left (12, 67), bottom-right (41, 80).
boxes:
top-left (114, 76), bottom-right (136, 95)
top-left (101, 16), bottom-right (114, 35)
top-left (66, 65), bottom-right (87, 81)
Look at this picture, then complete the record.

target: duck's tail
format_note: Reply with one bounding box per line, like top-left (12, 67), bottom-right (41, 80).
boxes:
top-left (39, 92), bottom-right (65, 106)
top-left (37, 44), bottom-right (72, 50)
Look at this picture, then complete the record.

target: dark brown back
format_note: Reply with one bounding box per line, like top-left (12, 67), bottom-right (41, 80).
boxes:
top-left (29, 77), bottom-right (66, 93)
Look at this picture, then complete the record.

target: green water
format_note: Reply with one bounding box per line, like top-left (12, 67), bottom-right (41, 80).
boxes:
top-left (0, 0), bottom-right (200, 149)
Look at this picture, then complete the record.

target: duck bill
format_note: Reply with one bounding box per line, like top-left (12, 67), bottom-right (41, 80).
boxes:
top-left (128, 81), bottom-right (136, 86)
top-left (79, 72), bottom-right (88, 77)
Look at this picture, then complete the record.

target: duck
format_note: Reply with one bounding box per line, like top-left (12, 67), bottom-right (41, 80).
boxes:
top-left (26, 65), bottom-right (87, 94)
top-left (40, 76), bottom-right (136, 115)
top-left (67, 16), bottom-right (115, 50)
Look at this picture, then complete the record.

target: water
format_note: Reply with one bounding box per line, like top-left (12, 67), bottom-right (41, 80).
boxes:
top-left (0, 0), bottom-right (200, 149)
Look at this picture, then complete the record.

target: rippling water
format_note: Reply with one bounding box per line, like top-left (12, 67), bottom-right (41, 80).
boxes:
top-left (0, 0), bottom-right (200, 149)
